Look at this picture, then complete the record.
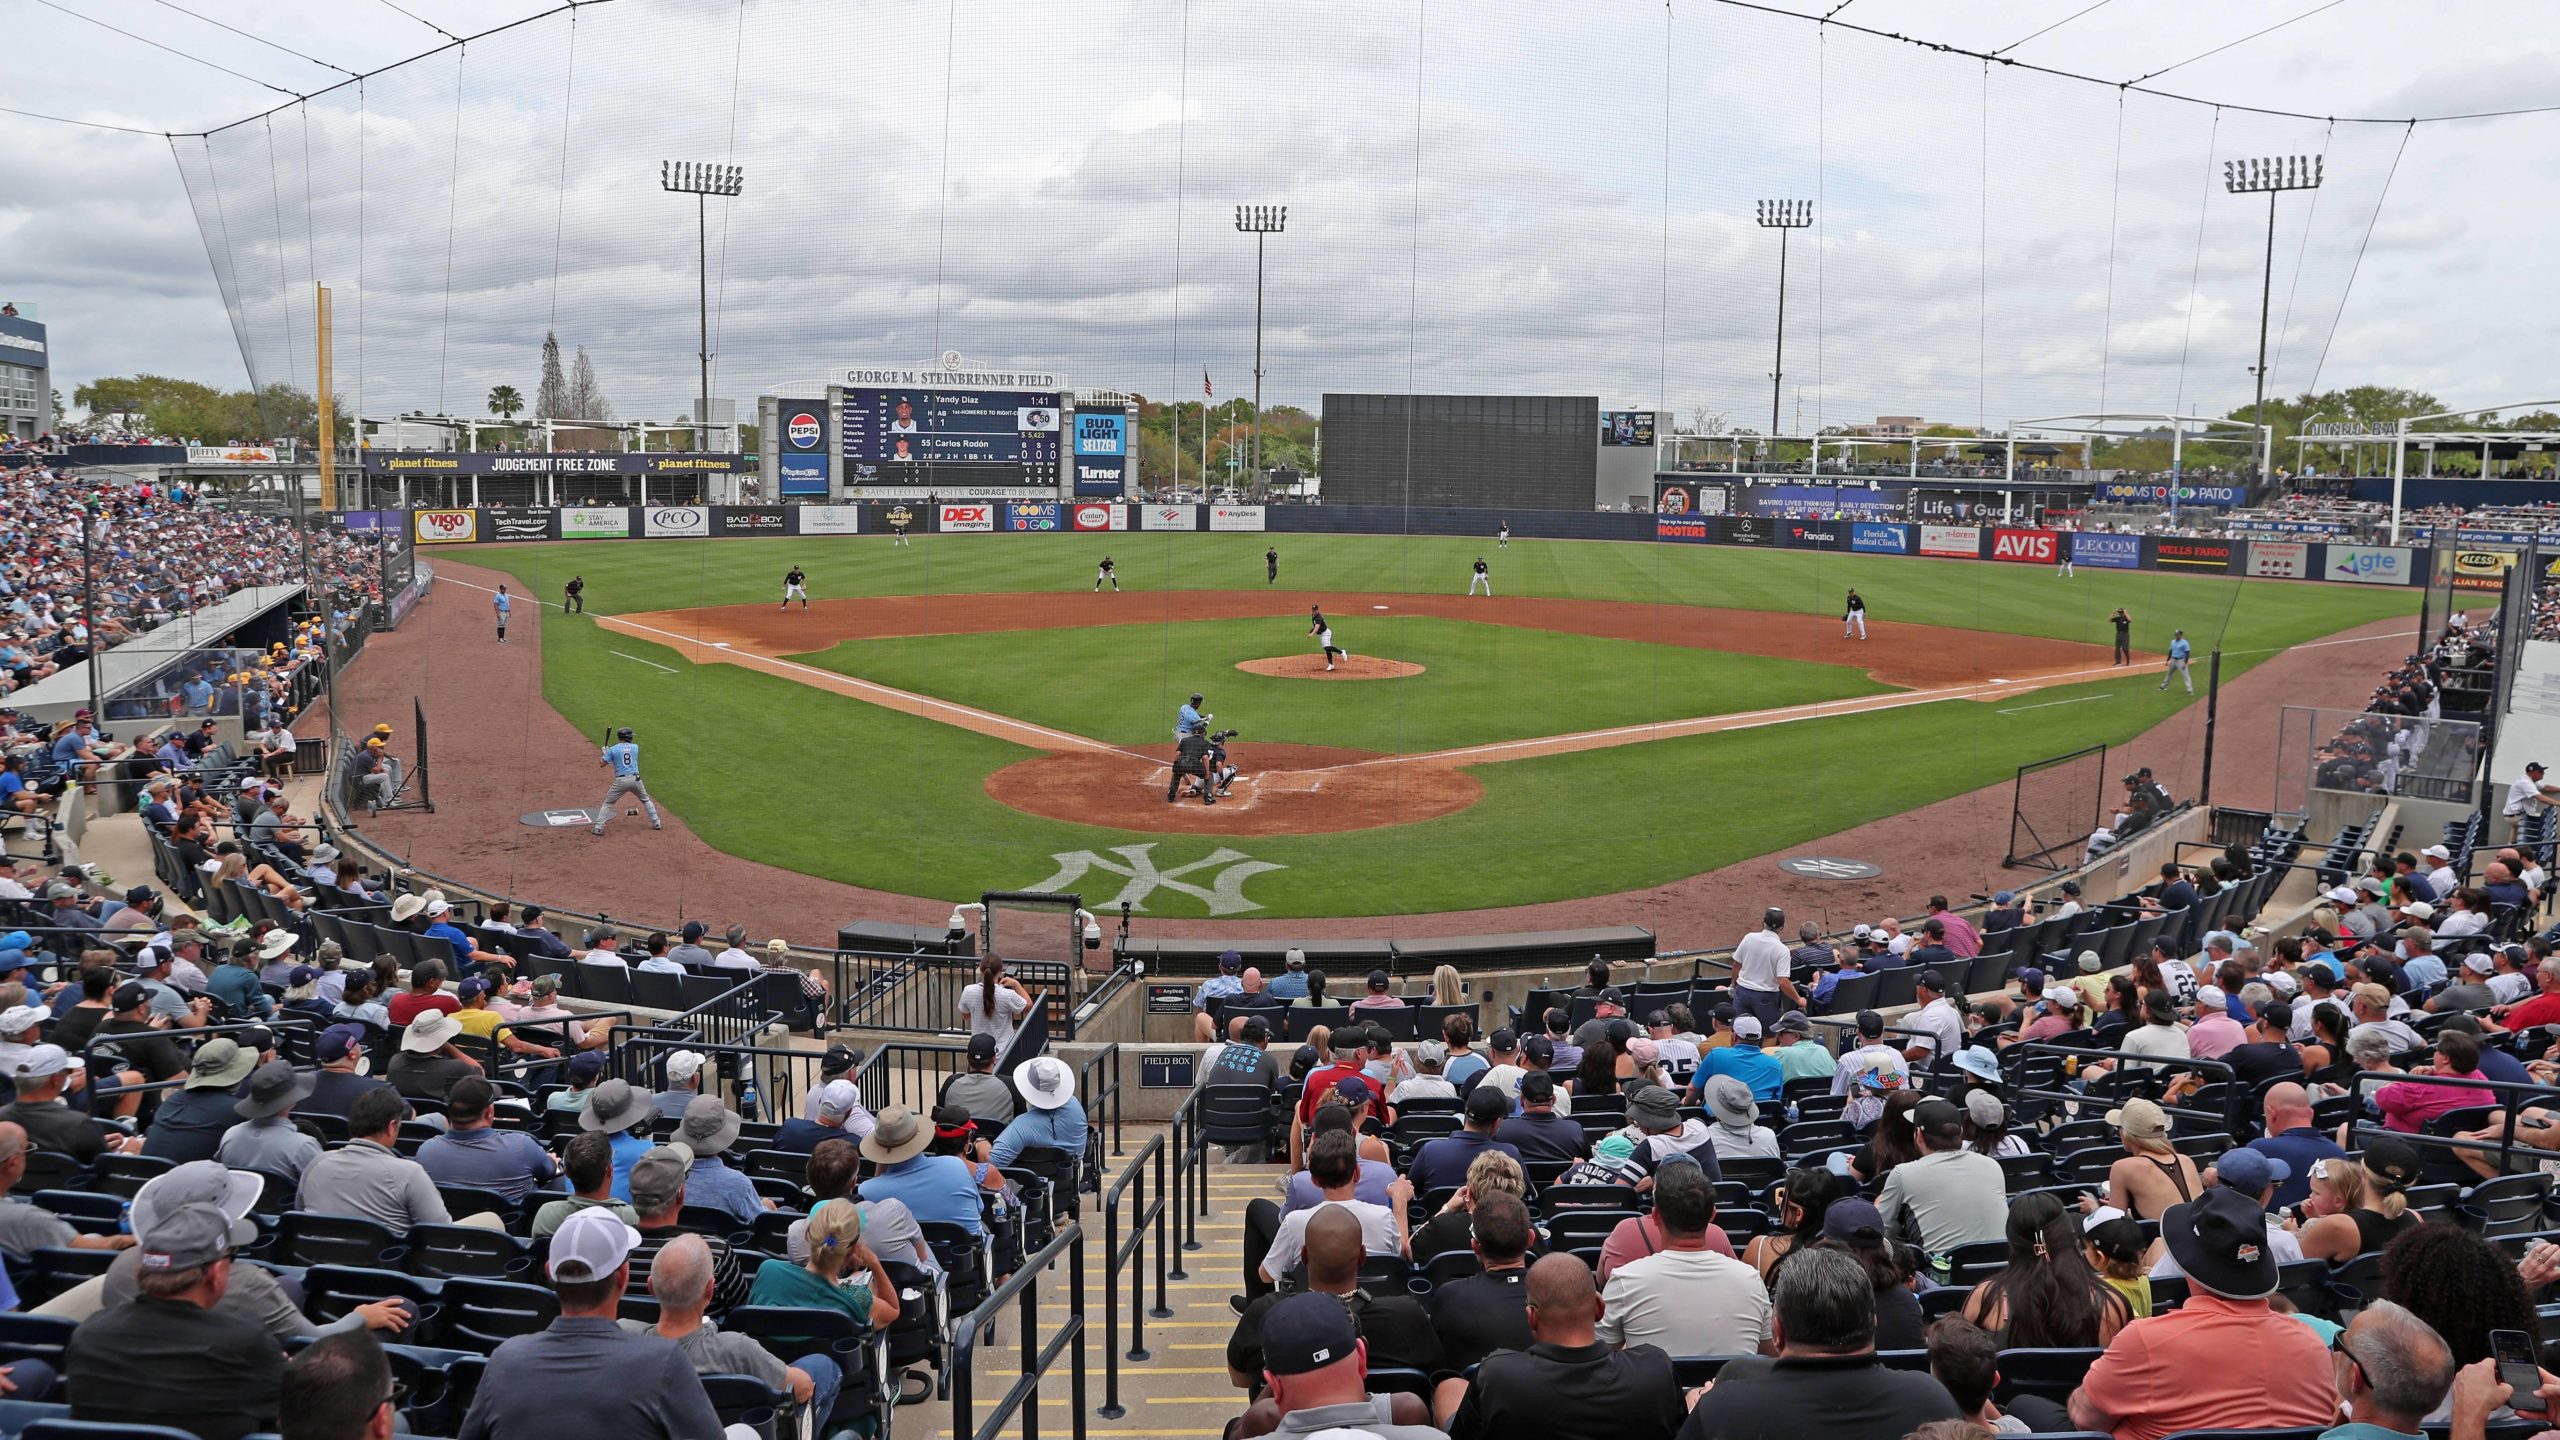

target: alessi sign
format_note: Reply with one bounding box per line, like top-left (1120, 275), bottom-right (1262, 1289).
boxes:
top-left (1919, 525), bottom-right (1979, 558)
top-left (2452, 549), bottom-right (2518, 593)
top-left (939, 503), bottom-right (994, 532)
top-left (1990, 528), bottom-right (2056, 564)
top-left (1071, 504), bottom-right (1116, 532)
top-left (411, 509), bottom-right (478, 544)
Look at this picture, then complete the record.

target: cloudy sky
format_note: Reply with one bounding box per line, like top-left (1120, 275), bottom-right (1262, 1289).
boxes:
top-left (5, 0), bottom-right (2554, 435)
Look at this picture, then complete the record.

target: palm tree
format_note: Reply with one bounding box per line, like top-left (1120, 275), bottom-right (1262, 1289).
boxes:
top-left (487, 384), bottom-right (525, 420)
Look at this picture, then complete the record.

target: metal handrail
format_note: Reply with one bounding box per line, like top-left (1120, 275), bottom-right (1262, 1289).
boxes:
top-left (1076, 1044), bottom-right (1123, 1159)
top-left (1096, 1134), bottom-right (1171, 1419)
top-left (949, 1222), bottom-right (1087, 1440)
top-left (2344, 1068), bottom-right (2560, 1176)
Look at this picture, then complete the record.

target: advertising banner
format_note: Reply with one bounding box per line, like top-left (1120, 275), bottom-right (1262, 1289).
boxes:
top-left (937, 502), bottom-right (996, 533)
top-left (2324, 545), bottom-right (2412, 585)
top-left (1851, 523), bottom-right (1911, 555)
top-left (2152, 538), bottom-right (2236, 572)
top-left (794, 505), bottom-right (862, 535)
top-left (361, 451), bottom-right (745, 476)
top-left (1779, 522), bottom-right (1843, 550)
top-left (1209, 505), bottom-right (1267, 532)
top-left (2451, 548), bottom-right (2518, 594)
top-left (1717, 515), bottom-right (1770, 546)
top-left (1653, 481), bottom-right (1701, 515)
top-left (1139, 504), bottom-right (1197, 531)
top-left (641, 505), bottom-right (710, 538)
top-left (1069, 503), bottom-right (1119, 532)
top-left (778, 452), bottom-right (829, 497)
top-left (1739, 484), bottom-right (1902, 520)
top-left (486, 507), bottom-right (555, 542)
top-left (2246, 540), bottom-right (2309, 579)
top-left (1919, 525), bottom-right (1981, 559)
top-left (716, 507), bottom-right (786, 535)
top-left (411, 509), bottom-right (478, 545)
top-left (1071, 458), bottom-right (1128, 497)
top-left (188, 444), bottom-right (290, 465)
top-left (1990, 528), bottom-right (2057, 564)
top-left (1006, 503), bottom-right (1061, 531)
top-left (560, 507), bottom-right (630, 540)
top-left (779, 400), bottom-right (826, 454)
top-left (340, 510), bottom-right (400, 533)
top-left (2093, 480), bottom-right (2245, 507)
top-left (1071, 412), bottom-right (1127, 456)
top-left (2070, 532), bottom-right (2143, 569)
top-left (1655, 515), bottom-right (1713, 543)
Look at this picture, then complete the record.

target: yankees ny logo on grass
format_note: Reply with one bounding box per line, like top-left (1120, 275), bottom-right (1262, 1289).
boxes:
top-left (1029, 844), bottom-right (1285, 915)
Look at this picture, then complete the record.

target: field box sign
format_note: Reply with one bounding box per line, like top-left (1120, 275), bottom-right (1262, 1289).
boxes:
top-left (1141, 1053), bottom-right (1197, 1089)
top-left (1209, 505), bottom-right (1267, 532)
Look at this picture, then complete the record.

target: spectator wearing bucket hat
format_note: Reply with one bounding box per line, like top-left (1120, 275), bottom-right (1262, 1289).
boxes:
top-left (2149, 1149), bottom-right (2301, 1280)
top-left (1769, 1011), bottom-right (1836, 1083)
top-left (451, 1207), bottom-right (729, 1440)
top-left (108, 1159), bottom-right (409, 1341)
top-left (386, 1006), bottom-right (478, 1107)
top-left (1621, 1083), bottom-right (1720, 1179)
top-left (138, 1036), bottom-right (257, 1165)
top-left (989, 1054), bottom-right (1089, 1167)
top-left (216, 1058), bottom-right (322, 1184)
top-left (674, 1093), bottom-right (767, 1227)
top-left (1700, 1075), bottom-right (1779, 1161)
top-left (859, 1104), bottom-right (985, 1234)
top-left (579, 1077), bottom-right (658, 1204)
top-left (2069, 1187), bottom-right (2336, 1440)
top-left (65, 1201), bottom-right (285, 1440)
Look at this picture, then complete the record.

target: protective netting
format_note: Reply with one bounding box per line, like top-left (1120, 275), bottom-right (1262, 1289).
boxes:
top-left (168, 0), bottom-right (2424, 444)
top-left (2004, 743), bottom-right (2107, 871)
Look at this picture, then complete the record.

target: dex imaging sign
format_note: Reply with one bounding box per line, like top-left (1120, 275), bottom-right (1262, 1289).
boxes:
top-left (939, 503), bottom-right (995, 532)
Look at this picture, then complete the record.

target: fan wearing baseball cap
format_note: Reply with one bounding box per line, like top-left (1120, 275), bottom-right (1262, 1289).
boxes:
top-left (1873, 1098), bottom-right (2007, 1256)
top-left (2067, 1187), bottom-right (2337, 1440)
top-left (450, 1206), bottom-right (728, 1439)
top-left (1252, 1290), bottom-right (1452, 1440)
top-left (64, 1201), bottom-right (283, 1440)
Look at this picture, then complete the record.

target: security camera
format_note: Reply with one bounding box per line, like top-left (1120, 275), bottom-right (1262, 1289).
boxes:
top-left (947, 908), bottom-right (969, 938)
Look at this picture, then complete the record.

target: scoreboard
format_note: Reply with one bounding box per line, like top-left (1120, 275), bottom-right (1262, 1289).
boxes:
top-left (841, 386), bottom-right (1061, 486)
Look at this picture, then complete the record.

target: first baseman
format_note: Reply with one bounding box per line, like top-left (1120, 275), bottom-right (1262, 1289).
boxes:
top-left (1095, 555), bottom-right (1120, 592)
top-left (2160, 629), bottom-right (2194, 693)
top-left (594, 726), bottom-right (662, 834)
top-left (1843, 588), bottom-right (1866, 640)
top-left (1308, 606), bottom-right (1345, 670)
top-left (493, 585), bottom-right (511, 643)
top-left (782, 565), bottom-right (809, 610)
top-left (1468, 556), bottom-right (1492, 596)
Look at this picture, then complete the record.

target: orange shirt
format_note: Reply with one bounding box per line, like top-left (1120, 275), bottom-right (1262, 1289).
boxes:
top-left (2074, 1293), bottom-right (2335, 1440)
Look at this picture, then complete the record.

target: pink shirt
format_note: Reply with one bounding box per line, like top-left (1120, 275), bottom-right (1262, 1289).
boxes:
top-left (2374, 1069), bottom-right (2489, 1133)
top-left (1936, 910), bottom-right (1982, 958)
top-left (2074, 1293), bottom-right (2335, 1440)
top-left (2184, 1014), bottom-right (2247, 1061)
top-left (1596, 1214), bottom-right (1733, 1283)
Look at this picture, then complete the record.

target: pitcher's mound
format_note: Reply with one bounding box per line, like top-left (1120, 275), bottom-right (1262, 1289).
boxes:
top-left (1237, 654), bottom-right (1425, 681)
top-left (985, 742), bottom-right (1480, 835)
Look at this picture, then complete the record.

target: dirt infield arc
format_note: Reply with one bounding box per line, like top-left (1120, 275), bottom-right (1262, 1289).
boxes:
top-left (597, 590), bottom-right (2130, 836)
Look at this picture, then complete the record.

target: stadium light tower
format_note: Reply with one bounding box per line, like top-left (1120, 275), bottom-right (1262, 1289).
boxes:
top-left (1235, 204), bottom-right (1286, 488)
top-left (1755, 199), bottom-right (1813, 438)
top-left (2224, 154), bottom-right (2321, 471)
top-left (660, 160), bottom-right (746, 453)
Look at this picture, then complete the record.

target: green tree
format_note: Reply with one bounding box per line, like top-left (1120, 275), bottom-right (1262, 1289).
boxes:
top-left (488, 384), bottom-right (525, 420)
top-left (534, 332), bottom-right (569, 421)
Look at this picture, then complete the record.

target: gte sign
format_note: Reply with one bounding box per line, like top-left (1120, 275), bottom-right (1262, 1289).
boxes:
top-left (786, 412), bottom-right (821, 449)
top-left (938, 504), bottom-right (994, 532)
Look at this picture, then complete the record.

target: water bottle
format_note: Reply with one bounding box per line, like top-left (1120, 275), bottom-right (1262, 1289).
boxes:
top-left (738, 1074), bottom-right (760, 1122)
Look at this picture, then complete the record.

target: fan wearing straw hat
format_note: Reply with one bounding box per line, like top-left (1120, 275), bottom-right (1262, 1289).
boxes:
top-left (385, 1008), bottom-right (480, 1109)
top-left (216, 1059), bottom-right (321, 1185)
top-left (987, 1054), bottom-right (1089, 1168)
top-left (857, 1104), bottom-right (984, 1235)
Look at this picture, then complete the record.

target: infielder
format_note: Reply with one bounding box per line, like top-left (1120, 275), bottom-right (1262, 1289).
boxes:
top-left (594, 726), bottom-right (662, 834)
top-left (1308, 606), bottom-right (1345, 670)
top-left (2110, 608), bottom-right (2132, 665)
top-left (1843, 588), bottom-right (1867, 640)
top-left (493, 586), bottom-right (511, 643)
top-left (563, 575), bottom-right (585, 614)
top-left (1266, 547), bottom-right (1279, 585)
top-left (782, 566), bottom-right (809, 610)
top-left (1095, 555), bottom-right (1120, 592)
top-left (2159, 629), bottom-right (2193, 693)
top-left (1469, 557), bottom-right (1492, 596)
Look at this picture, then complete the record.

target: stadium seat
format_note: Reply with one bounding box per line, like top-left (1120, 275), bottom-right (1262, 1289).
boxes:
top-left (270, 1212), bottom-right (402, 1269)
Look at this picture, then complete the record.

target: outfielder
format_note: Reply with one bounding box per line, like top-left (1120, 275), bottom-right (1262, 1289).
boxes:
top-left (2055, 546), bottom-right (2073, 578)
top-left (782, 566), bottom-right (809, 610)
top-left (1095, 555), bottom-right (1119, 592)
top-left (1468, 557), bottom-right (1492, 596)
top-left (1308, 606), bottom-right (1345, 670)
top-left (1266, 547), bottom-right (1279, 585)
top-left (1497, 520), bottom-right (1510, 548)
top-left (594, 726), bottom-right (662, 834)
top-left (2159, 629), bottom-right (2194, 693)
top-left (1843, 588), bottom-right (1867, 640)
top-left (493, 586), bottom-right (511, 643)
top-left (563, 575), bottom-right (585, 613)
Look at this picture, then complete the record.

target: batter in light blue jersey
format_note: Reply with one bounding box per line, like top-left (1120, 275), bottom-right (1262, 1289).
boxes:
top-left (2159, 629), bottom-right (2194, 694)
top-left (594, 726), bottom-right (662, 835)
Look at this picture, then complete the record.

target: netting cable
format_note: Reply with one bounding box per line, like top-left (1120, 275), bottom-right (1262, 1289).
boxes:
top-left (2170, 107), bottom-right (2221, 420)
top-left (2095, 93), bottom-right (2124, 418)
top-left (140, 0), bottom-right (356, 77)
top-left (705, 1), bottom-right (746, 427)
top-left (2265, 120), bottom-right (2333, 396)
top-left (543, 8), bottom-right (579, 336)
top-left (2127, 0), bottom-right (2347, 86)
top-left (262, 119), bottom-right (298, 396)
top-left (432, 43), bottom-right (466, 415)
top-left (2303, 122), bottom-right (2414, 396)
top-left (30, 0), bottom-right (301, 97)
top-left (1992, 0), bottom-right (2113, 56)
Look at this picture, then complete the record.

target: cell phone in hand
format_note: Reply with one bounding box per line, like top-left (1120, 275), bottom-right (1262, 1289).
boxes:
top-left (2493, 1328), bottom-right (2545, 1413)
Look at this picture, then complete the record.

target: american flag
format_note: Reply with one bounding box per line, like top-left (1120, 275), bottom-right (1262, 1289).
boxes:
top-left (1203, 368), bottom-right (1212, 398)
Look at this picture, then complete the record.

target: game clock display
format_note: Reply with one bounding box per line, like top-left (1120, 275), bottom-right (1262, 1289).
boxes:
top-left (842, 387), bottom-right (1062, 469)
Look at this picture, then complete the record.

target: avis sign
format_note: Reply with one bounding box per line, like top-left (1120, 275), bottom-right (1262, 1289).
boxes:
top-left (1027, 844), bottom-right (1285, 916)
top-left (1990, 528), bottom-right (2056, 564)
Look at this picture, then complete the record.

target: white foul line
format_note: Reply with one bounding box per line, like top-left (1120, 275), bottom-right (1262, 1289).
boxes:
top-left (1997, 693), bottom-right (2113, 715)
top-left (609, 650), bottom-right (678, 674)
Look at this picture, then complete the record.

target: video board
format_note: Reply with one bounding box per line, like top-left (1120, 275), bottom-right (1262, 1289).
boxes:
top-left (841, 386), bottom-right (1061, 484)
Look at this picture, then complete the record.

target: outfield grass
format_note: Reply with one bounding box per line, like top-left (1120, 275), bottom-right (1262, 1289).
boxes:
top-left (465, 532), bottom-right (2422, 918)
top-left (791, 616), bottom-right (1892, 752)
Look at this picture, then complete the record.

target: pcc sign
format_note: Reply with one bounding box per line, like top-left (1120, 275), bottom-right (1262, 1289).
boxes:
top-left (642, 506), bottom-right (709, 538)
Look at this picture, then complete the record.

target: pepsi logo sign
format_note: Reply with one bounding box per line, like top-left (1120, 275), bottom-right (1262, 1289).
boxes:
top-left (786, 412), bottom-right (820, 449)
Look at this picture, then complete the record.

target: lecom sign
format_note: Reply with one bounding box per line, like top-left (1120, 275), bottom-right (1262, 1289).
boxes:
top-left (939, 504), bottom-right (994, 532)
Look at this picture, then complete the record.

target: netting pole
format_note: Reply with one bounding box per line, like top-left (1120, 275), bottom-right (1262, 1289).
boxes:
top-left (2200, 649), bottom-right (2224, 807)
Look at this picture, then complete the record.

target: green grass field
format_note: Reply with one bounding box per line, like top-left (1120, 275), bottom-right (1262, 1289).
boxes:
top-left (794, 616), bottom-right (1892, 752)
top-left (459, 531), bottom-right (2421, 918)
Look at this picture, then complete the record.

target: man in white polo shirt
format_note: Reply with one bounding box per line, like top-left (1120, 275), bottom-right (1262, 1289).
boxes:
top-left (1729, 907), bottom-right (1802, 1033)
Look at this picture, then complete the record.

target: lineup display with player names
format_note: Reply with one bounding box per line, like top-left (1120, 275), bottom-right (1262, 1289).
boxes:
top-left (841, 387), bottom-right (1062, 483)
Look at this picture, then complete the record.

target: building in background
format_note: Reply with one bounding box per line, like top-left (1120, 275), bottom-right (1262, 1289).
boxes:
top-left (0, 308), bottom-right (51, 441)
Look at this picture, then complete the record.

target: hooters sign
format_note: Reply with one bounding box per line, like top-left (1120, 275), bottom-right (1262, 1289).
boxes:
top-left (1990, 528), bottom-right (2057, 564)
top-left (412, 509), bottom-right (478, 544)
top-left (938, 503), bottom-right (994, 532)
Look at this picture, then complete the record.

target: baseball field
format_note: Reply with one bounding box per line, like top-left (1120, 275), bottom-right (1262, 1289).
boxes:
top-left (437, 531), bottom-right (2418, 920)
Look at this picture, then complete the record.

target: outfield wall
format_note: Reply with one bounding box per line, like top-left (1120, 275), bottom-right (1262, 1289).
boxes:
top-left (401, 500), bottom-right (2430, 587)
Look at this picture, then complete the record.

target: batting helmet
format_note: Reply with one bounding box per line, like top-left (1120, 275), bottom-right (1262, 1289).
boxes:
top-left (616, 727), bottom-right (634, 741)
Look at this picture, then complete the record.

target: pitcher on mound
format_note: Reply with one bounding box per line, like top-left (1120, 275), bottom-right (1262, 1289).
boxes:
top-left (1308, 606), bottom-right (1346, 671)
